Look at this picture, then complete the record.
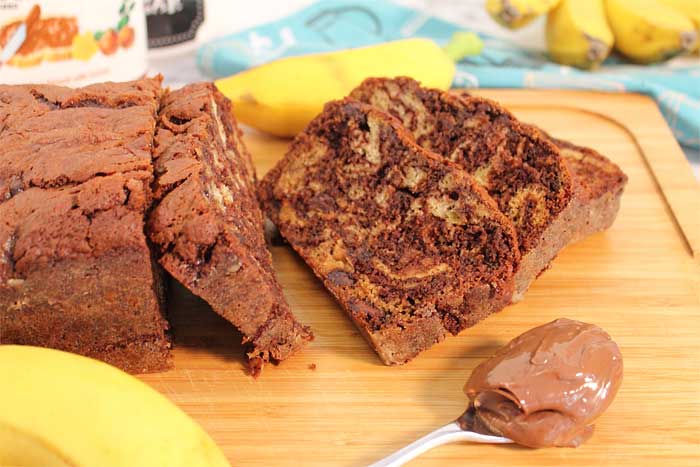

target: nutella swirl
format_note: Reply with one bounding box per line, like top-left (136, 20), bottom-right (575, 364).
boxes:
top-left (464, 318), bottom-right (623, 448)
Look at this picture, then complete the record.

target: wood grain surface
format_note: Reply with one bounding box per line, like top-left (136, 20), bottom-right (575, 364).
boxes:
top-left (139, 90), bottom-right (700, 467)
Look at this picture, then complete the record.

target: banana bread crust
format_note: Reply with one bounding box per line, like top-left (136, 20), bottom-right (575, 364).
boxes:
top-left (0, 78), bottom-right (171, 373)
top-left (148, 83), bottom-right (312, 375)
top-left (259, 99), bottom-right (519, 365)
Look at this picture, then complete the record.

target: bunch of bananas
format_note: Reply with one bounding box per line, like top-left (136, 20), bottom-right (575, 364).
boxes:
top-left (487, 0), bottom-right (700, 68)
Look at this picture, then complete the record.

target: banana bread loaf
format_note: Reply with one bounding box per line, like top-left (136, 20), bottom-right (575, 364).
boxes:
top-left (259, 99), bottom-right (520, 365)
top-left (0, 78), bottom-right (171, 373)
top-left (350, 77), bottom-right (574, 300)
top-left (148, 83), bottom-right (312, 376)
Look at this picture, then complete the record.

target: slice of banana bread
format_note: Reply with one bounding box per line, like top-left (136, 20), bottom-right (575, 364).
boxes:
top-left (258, 99), bottom-right (520, 365)
top-left (445, 92), bottom-right (627, 249)
top-left (147, 83), bottom-right (312, 376)
top-left (545, 133), bottom-right (627, 242)
top-left (350, 77), bottom-right (574, 300)
top-left (0, 78), bottom-right (171, 373)
top-left (445, 92), bottom-right (627, 266)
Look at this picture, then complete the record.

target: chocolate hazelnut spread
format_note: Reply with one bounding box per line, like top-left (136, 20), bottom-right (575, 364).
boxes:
top-left (463, 318), bottom-right (623, 448)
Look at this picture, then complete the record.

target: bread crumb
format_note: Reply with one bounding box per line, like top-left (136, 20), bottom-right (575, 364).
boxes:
top-left (308, 363), bottom-right (317, 371)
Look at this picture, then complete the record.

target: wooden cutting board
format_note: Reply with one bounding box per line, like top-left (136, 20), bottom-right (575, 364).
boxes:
top-left (139, 90), bottom-right (700, 467)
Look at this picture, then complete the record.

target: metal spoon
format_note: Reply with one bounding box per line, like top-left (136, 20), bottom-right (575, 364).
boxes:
top-left (367, 410), bottom-right (513, 467)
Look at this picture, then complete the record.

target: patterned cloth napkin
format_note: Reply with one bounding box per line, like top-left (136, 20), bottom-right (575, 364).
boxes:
top-left (197, 0), bottom-right (700, 149)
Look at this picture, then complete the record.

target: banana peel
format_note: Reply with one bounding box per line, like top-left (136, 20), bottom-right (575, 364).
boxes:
top-left (605, 0), bottom-right (697, 64)
top-left (657, 0), bottom-right (700, 51)
top-left (546, 0), bottom-right (613, 69)
top-left (487, 0), bottom-right (562, 29)
top-left (0, 345), bottom-right (230, 467)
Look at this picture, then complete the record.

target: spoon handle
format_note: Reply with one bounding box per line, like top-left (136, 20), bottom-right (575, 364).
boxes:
top-left (366, 421), bottom-right (513, 467)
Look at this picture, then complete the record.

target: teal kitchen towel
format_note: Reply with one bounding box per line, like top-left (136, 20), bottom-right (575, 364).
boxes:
top-left (197, 0), bottom-right (700, 149)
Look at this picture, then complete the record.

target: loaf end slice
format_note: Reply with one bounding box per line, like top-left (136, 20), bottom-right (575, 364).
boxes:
top-left (547, 134), bottom-right (628, 243)
top-left (351, 78), bottom-right (574, 300)
top-left (148, 83), bottom-right (312, 376)
top-left (446, 88), bottom-right (626, 294)
top-left (503, 130), bottom-right (628, 299)
top-left (259, 99), bottom-right (520, 365)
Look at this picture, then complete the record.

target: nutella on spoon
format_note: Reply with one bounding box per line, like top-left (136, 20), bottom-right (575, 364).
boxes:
top-left (463, 318), bottom-right (623, 448)
top-left (370, 318), bottom-right (623, 467)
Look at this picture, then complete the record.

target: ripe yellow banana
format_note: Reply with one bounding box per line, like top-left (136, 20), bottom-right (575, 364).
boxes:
top-left (606, 0), bottom-right (698, 63)
top-left (546, 0), bottom-right (614, 69)
top-left (486, 0), bottom-right (562, 29)
top-left (0, 345), bottom-right (230, 467)
top-left (215, 38), bottom-right (455, 137)
top-left (657, 0), bottom-right (700, 51)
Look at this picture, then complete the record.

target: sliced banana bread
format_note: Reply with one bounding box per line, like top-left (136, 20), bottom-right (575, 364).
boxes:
top-left (447, 92), bottom-right (627, 249)
top-left (147, 83), bottom-right (312, 376)
top-left (545, 133), bottom-right (627, 242)
top-left (350, 77), bottom-right (574, 300)
top-left (258, 99), bottom-right (520, 365)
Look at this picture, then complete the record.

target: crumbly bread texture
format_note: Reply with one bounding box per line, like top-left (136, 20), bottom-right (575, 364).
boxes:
top-left (350, 78), bottom-right (574, 299)
top-left (0, 78), bottom-right (171, 373)
top-left (259, 99), bottom-right (519, 365)
top-left (148, 83), bottom-right (312, 376)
